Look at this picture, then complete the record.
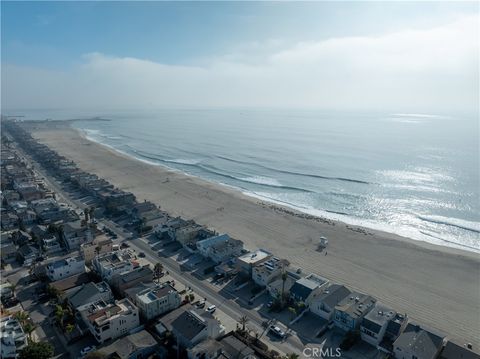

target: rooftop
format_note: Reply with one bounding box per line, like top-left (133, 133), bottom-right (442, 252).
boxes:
top-left (394, 322), bottom-right (446, 359)
top-left (361, 302), bottom-right (396, 334)
top-left (137, 284), bottom-right (177, 304)
top-left (237, 249), bottom-right (272, 265)
top-left (335, 291), bottom-right (376, 319)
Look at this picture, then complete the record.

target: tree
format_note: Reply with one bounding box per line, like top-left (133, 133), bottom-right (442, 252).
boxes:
top-left (153, 263), bottom-right (163, 283)
top-left (238, 315), bottom-right (248, 332)
top-left (65, 323), bottom-right (75, 334)
top-left (283, 354), bottom-right (299, 359)
top-left (18, 342), bottom-right (54, 359)
top-left (188, 293), bottom-right (195, 302)
top-left (95, 245), bottom-right (102, 256)
top-left (54, 304), bottom-right (65, 328)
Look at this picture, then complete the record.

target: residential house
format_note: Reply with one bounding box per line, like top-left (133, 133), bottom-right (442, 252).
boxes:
top-left (1, 212), bottom-right (18, 230)
top-left (236, 249), bottom-right (272, 276)
top-left (1, 237), bottom-right (17, 263)
top-left (378, 312), bottom-right (409, 353)
top-left (439, 341), bottom-right (480, 359)
top-left (0, 316), bottom-right (28, 359)
top-left (156, 305), bottom-right (225, 348)
top-left (42, 235), bottom-right (62, 255)
top-left (11, 230), bottom-right (31, 247)
top-left (267, 269), bottom-right (300, 299)
top-left (81, 235), bottom-right (113, 264)
top-left (17, 209), bottom-right (37, 225)
top-left (124, 282), bottom-right (156, 304)
top-left (393, 323), bottom-right (446, 359)
top-left (62, 221), bottom-right (93, 250)
top-left (93, 250), bottom-right (139, 282)
top-left (197, 234), bottom-right (243, 264)
top-left (110, 265), bottom-right (154, 295)
top-left (96, 330), bottom-right (160, 359)
top-left (290, 273), bottom-right (330, 306)
top-left (188, 334), bottom-right (258, 359)
top-left (252, 257), bottom-right (290, 287)
top-left (66, 281), bottom-right (114, 312)
top-left (360, 302), bottom-right (398, 347)
top-left (80, 298), bottom-right (140, 344)
top-left (135, 283), bottom-right (181, 320)
top-left (17, 244), bottom-right (38, 266)
top-left (334, 292), bottom-right (376, 332)
top-left (46, 256), bottom-right (85, 282)
top-left (310, 284), bottom-right (352, 321)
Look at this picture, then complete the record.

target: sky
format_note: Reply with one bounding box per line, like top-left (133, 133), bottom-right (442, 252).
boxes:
top-left (1, 1), bottom-right (479, 114)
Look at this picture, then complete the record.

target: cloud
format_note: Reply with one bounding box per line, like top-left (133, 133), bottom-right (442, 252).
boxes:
top-left (2, 14), bottom-right (478, 113)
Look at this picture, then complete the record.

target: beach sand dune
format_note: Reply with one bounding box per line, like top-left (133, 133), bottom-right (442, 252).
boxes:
top-left (29, 122), bottom-right (480, 346)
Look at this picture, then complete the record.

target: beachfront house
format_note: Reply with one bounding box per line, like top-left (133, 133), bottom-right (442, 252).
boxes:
top-left (135, 283), bottom-right (181, 320)
top-left (360, 302), bottom-right (398, 347)
top-left (252, 257), bottom-right (290, 287)
top-left (267, 269), bottom-right (300, 299)
top-left (289, 273), bottom-right (330, 306)
top-left (197, 234), bottom-right (244, 264)
top-left (236, 249), bottom-right (272, 276)
top-left (46, 256), bottom-right (85, 281)
top-left (393, 323), bottom-right (446, 359)
top-left (310, 284), bottom-right (352, 321)
top-left (439, 341), bottom-right (480, 359)
top-left (333, 292), bottom-right (376, 332)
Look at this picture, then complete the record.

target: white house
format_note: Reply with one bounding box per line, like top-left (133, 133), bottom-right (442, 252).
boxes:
top-left (252, 257), bottom-right (289, 287)
top-left (136, 284), bottom-right (181, 320)
top-left (290, 273), bottom-right (330, 306)
top-left (80, 298), bottom-right (140, 344)
top-left (333, 292), bottom-right (376, 332)
top-left (197, 234), bottom-right (243, 263)
top-left (0, 316), bottom-right (28, 359)
top-left (236, 249), bottom-right (272, 275)
top-left (46, 256), bottom-right (85, 282)
top-left (92, 250), bottom-right (139, 282)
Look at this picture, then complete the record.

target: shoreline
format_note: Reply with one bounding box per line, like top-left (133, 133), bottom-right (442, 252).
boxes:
top-left (25, 120), bottom-right (480, 346)
top-left (77, 125), bottom-right (480, 256)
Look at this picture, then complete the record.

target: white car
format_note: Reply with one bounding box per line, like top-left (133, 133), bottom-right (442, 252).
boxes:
top-left (206, 305), bottom-right (216, 313)
top-left (269, 325), bottom-right (286, 338)
top-left (80, 345), bottom-right (96, 357)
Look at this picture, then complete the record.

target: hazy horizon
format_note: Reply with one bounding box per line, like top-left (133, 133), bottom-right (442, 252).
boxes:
top-left (2, 2), bottom-right (479, 114)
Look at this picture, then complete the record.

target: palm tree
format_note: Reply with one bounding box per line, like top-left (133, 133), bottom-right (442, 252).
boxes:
top-left (89, 206), bottom-right (96, 223)
top-left (284, 354), bottom-right (299, 359)
top-left (83, 208), bottom-right (89, 223)
top-left (238, 315), bottom-right (248, 332)
top-left (14, 311), bottom-right (29, 326)
top-left (280, 271), bottom-right (287, 308)
top-left (153, 263), bottom-right (163, 283)
top-left (9, 282), bottom-right (17, 298)
top-left (23, 322), bottom-right (36, 342)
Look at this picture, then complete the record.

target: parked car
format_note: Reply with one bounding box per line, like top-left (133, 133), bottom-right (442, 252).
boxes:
top-left (195, 301), bottom-right (206, 309)
top-left (269, 325), bottom-right (286, 338)
top-left (138, 252), bottom-right (146, 258)
top-left (206, 305), bottom-right (216, 313)
top-left (266, 301), bottom-right (273, 308)
top-left (80, 345), bottom-right (96, 356)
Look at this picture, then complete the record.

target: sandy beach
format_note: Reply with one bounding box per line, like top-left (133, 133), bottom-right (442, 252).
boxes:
top-left (27, 121), bottom-right (479, 346)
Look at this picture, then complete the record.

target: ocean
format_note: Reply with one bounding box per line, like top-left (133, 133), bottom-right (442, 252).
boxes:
top-left (14, 108), bottom-right (480, 252)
